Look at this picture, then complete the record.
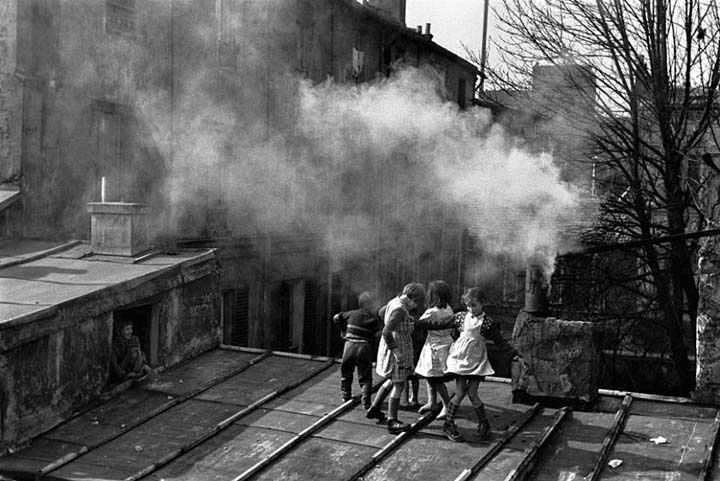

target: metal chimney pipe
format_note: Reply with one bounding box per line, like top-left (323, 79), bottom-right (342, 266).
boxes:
top-left (416, 25), bottom-right (422, 33)
top-left (524, 263), bottom-right (548, 314)
top-left (424, 23), bottom-right (431, 35)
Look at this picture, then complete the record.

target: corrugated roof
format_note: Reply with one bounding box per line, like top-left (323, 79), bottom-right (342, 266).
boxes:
top-left (2, 347), bottom-right (718, 481)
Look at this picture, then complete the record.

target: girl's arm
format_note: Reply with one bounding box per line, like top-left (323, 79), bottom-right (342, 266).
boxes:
top-left (481, 317), bottom-right (520, 360)
top-left (382, 308), bottom-right (403, 350)
top-left (414, 310), bottom-right (456, 330)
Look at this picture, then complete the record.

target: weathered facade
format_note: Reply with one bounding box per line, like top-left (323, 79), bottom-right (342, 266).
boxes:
top-left (0, 0), bottom-right (479, 359)
top-left (0, 242), bottom-right (221, 452)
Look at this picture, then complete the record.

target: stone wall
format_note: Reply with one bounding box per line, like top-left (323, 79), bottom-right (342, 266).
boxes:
top-left (511, 310), bottom-right (600, 404)
top-left (695, 234), bottom-right (720, 403)
top-left (0, 0), bottom-right (21, 182)
top-left (0, 255), bottom-right (220, 453)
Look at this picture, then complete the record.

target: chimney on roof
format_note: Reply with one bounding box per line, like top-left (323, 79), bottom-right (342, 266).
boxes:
top-left (524, 263), bottom-right (549, 315)
top-left (88, 202), bottom-right (151, 256)
top-left (364, 0), bottom-right (406, 25)
top-left (424, 23), bottom-right (433, 40)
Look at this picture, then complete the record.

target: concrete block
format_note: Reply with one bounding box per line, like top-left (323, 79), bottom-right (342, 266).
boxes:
top-left (511, 310), bottom-right (599, 404)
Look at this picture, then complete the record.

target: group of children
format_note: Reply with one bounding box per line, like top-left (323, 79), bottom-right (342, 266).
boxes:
top-left (332, 281), bottom-right (527, 442)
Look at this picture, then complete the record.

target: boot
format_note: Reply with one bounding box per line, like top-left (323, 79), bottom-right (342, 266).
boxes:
top-left (474, 403), bottom-right (492, 440)
top-left (387, 397), bottom-right (410, 434)
top-left (360, 382), bottom-right (373, 410)
top-left (341, 383), bottom-right (352, 403)
top-left (442, 402), bottom-right (463, 442)
top-left (366, 383), bottom-right (390, 422)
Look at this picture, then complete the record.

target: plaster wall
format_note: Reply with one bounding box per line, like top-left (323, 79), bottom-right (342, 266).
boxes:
top-left (0, 257), bottom-right (220, 453)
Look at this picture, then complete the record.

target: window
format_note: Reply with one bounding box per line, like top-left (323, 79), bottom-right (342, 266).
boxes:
top-left (106, 0), bottom-right (136, 36)
top-left (93, 101), bottom-right (133, 202)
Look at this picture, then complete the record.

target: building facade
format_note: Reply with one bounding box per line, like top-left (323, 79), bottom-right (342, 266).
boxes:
top-left (0, 0), bottom-right (479, 358)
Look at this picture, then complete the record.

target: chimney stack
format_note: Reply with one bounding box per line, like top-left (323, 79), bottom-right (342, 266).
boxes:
top-left (88, 202), bottom-right (151, 256)
top-left (524, 263), bottom-right (549, 314)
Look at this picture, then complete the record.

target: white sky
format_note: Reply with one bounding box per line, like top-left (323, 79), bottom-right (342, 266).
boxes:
top-left (405, 0), bottom-right (499, 64)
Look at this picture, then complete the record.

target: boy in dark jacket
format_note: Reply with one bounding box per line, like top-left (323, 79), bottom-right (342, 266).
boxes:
top-left (333, 291), bottom-right (382, 409)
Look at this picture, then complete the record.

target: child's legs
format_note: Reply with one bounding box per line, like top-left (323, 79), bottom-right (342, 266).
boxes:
top-left (467, 377), bottom-right (482, 407)
top-left (453, 376), bottom-right (468, 405)
top-left (432, 380), bottom-right (451, 407)
top-left (355, 343), bottom-right (374, 387)
top-left (410, 376), bottom-right (419, 402)
top-left (339, 343), bottom-right (357, 398)
top-left (390, 380), bottom-right (405, 399)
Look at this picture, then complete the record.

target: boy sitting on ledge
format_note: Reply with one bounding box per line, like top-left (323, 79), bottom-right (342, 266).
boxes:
top-left (111, 319), bottom-right (152, 382)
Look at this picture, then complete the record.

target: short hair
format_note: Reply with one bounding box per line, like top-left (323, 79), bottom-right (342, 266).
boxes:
top-left (428, 280), bottom-right (451, 309)
top-left (358, 291), bottom-right (375, 310)
top-left (401, 282), bottom-right (426, 304)
top-left (461, 287), bottom-right (487, 306)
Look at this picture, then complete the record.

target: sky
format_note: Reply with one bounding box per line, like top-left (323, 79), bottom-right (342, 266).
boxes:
top-left (405, 0), bottom-right (499, 65)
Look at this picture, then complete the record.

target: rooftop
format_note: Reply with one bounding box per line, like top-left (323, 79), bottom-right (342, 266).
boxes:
top-left (1, 347), bottom-right (718, 481)
top-left (0, 239), bottom-right (215, 331)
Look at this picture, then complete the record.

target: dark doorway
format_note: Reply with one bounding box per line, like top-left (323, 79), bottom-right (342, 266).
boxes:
top-left (113, 304), bottom-right (157, 366)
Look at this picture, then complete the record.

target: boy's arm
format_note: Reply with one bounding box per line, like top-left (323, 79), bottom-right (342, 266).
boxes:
top-left (332, 312), bottom-right (347, 337)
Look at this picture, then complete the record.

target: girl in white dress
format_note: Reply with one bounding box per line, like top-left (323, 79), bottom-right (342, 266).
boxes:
top-left (414, 280), bottom-right (456, 420)
top-left (442, 288), bottom-right (526, 442)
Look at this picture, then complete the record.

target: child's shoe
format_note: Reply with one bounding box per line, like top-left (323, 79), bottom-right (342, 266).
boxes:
top-left (387, 419), bottom-right (410, 434)
top-left (442, 402), bottom-right (463, 442)
top-left (474, 404), bottom-right (492, 440)
top-left (366, 406), bottom-right (386, 422)
top-left (442, 422), bottom-right (464, 442)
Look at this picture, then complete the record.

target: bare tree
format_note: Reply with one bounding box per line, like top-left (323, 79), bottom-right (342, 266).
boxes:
top-left (471, 0), bottom-right (720, 395)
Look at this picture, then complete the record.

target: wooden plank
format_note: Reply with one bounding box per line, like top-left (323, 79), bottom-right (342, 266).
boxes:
top-left (42, 389), bottom-right (174, 446)
top-left (699, 410), bottom-right (720, 481)
top-left (262, 397), bottom-right (337, 417)
top-left (527, 410), bottom-right (618, 481)
top-left (595, 414), bottom-right (716, 480)
top-left (587, 393), bottom-right (633, 481)
top-left (503, 407), bottom-right (571, 481)
top-left (143, 426), bottom-right (296, 481)
top-left (235, 408), bottom-right (321, 434)
top-left (253, 437), bottom-right (377, 481)
top-left (196, 356), bottom-right (322, 405)
top-left (52, 399), bottom-right (241, 479)
top-left (39, 351), bottom-right (270, 478)
top-left (452, 403), bottom-right (543, 481)
top-left (596, 395), bottom-right (718, 421)
top-left (342, 410), bottom-right (439, 481)
top-left (116, 359), bottom-right (335, 481)
top-left (0, 439), bottom-right (84, 478)
top-left (471, 407), bottom-right (562, 481)
top-left (141, 349), bottom-right (263, 396)
top-left (363, 433), bottom-right (485, 481)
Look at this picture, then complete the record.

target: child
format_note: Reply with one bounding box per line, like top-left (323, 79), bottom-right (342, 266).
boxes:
top-left (332, 291), bottom-right (382, 409)
top-left (366, 283), bottom-right (426, 434)
top-left (110, 319), bottom-right (152, 382)
top-left (413, 280), bottom-right (456, 420)
top-left (405, 303), bottom-right (427, 409)
top-left (442, 287), bottom-right (527, 442)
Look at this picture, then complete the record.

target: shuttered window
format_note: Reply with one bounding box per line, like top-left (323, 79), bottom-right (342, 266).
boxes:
top-left (232, 287), bottom-right (250, 346)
